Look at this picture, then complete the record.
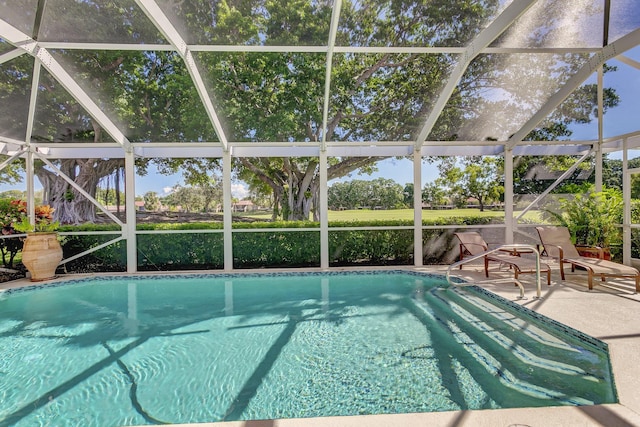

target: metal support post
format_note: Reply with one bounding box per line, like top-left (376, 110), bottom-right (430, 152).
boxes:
top-left (223, 149), bottom-right (233, 271)
top-left (504, 148), bottom-right (514, 244)
top-left (320, 151), bottom-right (329, 269)
top-left (414, 149), bottom-right (423, 266)
top-left (124, 149), bottom-right (137, 273)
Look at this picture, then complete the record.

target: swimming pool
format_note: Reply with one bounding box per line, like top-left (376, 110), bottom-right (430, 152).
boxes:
top-left (0, 271), bottom-right (616, 426)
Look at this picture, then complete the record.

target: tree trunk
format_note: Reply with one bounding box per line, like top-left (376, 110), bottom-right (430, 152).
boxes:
top-left (241, 156), bottom-right (387, 222)
top-left (35, 159), bottom-right (123, 224)
top-left (271, 187), bottom-right (283, 221)
top-left (115, 166), bottom-right (121, 214)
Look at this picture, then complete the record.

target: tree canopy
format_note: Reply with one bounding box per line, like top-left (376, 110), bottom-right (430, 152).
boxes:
top-left (0, 0), bottom-right (620, 223)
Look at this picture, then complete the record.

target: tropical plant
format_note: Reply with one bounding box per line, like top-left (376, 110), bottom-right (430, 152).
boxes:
top-left (543, 187), bottom-right (623, 248)
top-left (9, 200), bottom-right (60, 233)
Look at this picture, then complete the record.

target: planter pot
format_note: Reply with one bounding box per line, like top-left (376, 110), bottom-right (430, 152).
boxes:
top-left (21, 232), bottom-right (63, 281)
top-left (576, 245), bottom-right (611, 260)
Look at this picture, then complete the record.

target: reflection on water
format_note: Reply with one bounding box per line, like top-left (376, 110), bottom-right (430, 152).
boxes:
top-left (0, 272), bottom-right (616, 426)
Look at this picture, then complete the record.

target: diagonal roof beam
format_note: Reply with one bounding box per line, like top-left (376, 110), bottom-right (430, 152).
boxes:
top-left (0, 19), bottom-right (132, 150)
top-left (415, 0), bottom-right (538, 149)
top-left (507, 28), bottom-right (640, 150)
top-left (35, 42), bottom-right (602, 55)
top-left (617, 54), bottom-right (640, 70)
top-left (320, 0), bottom-right (342, 151)
top-left (0, 48), bottom-right (25, 65)
top-left (134, 0), bottom-right (229, 151)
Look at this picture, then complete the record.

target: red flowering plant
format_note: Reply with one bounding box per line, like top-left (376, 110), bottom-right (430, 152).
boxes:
top-left (0, 199), bottom-right (24, 231)
top-left (9, 200), bottom-right (60, 233)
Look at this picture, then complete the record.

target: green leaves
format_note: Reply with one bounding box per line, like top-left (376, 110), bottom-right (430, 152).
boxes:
top-left (436, 156), bottom-right (504, 211)
top-left (328, 178), bottom-right (406, 210)
top-left (543, 187), bottom-right (623, 248)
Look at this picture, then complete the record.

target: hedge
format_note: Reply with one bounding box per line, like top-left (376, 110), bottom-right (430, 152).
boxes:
top-left (57, 216), bottom-right (498, 272)
top-left (58, 224), bottom-right (126, 273)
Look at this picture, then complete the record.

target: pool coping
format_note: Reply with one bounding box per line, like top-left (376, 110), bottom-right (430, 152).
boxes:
top-left (2, 265), bottom-right (640, 427)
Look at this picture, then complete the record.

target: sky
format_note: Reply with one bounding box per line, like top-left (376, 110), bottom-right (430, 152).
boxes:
top-left (132, 157), bottom-right (422, 199)
top-left (2, 47), bottom-right (640, 199)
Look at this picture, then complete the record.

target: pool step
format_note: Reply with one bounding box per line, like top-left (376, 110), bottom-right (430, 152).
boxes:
top-left (430, 288), bottom-right (602, 379)
top-left (432, 287), bottom-right (598, 366)
top-left (406, 289), bottom-right (611, 407)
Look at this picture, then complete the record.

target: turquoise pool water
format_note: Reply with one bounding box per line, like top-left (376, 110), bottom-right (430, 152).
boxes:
top-left (0, 271), bottom-right (616, 426)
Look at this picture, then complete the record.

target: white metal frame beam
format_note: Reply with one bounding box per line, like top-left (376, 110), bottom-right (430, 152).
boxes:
top-left (504, 148), bottom-right (514, 244)
top-left (0, 19), bottom-right (132, 151)
top-left (415, 0), bottom-right (538, 148)
top-left (36, 41), bottom-right (602, 55)
top-left (413, 149), bottom-right (423, 265)
top-left (317, 0), bottom-right (341, 267)
top-left (319, 152), bottom-right (329, 269)
top-left (515, 150), bottom-right (594, 221)
top-left (623, 139), bottom-right (631, 265)
top-left (134, 0), bottom-right (229, 151)
top-left (58, 235), bottom-right (125, 266)
top-left (0, 148), bottom-right (26, 172)
top-left (0, 48), bottom-right (24, 65)
top-left (507, 28), bottom-right (640, 150)
top-left (617, 55), bottom-right (640, 70)
top-left (595, 66), bottom-right (604, 192)
top-left (320, 0), bottom-right (342, 150)
top-left (23, 56), bottom-right (41, 224)
top-left (0, 136), bottom-right (27, 147)
top-left (223, 150), bottom-right (233, 270)
top-left (124, 150), bottom-right (137, 273)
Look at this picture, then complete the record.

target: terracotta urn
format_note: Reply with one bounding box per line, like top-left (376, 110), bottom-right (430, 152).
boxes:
top-left (21, 232), bottom-right (63, 281)
top-left (576, 245), bottom-right (612, 260)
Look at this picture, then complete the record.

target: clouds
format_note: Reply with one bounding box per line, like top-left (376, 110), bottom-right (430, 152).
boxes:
top-left (140, 175), bottom-right (250, 200)
top-left (231, 183), bottom-right (249, 199)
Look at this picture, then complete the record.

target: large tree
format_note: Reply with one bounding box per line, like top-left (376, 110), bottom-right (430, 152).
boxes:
top-left (328, 178), bottom-right (405, 211)
top-left (437, 156), bottom-right (504, 211)
top-left (189, 0), bottom-right (614, 220)
top-left (0, 0), bottom-right (617, 223)
top-left (153, 0), bottom-right (498, 220)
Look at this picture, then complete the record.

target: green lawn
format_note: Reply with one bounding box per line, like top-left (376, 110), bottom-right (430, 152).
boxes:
top-left (328, 208), bottom-right (502, 221)
top-left (240, 208), bottom-right (542, 222)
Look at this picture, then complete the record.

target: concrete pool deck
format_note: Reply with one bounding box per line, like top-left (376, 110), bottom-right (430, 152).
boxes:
top-left (2, 264), bottom-right (640, 427)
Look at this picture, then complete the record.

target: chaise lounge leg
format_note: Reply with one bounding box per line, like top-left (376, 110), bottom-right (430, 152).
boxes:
top-left (484, 256), bottom-right (489, 278)
top-left (546, 269), bottom-right (551, 285)
top-left (588, 270), bottom-right (593, 290)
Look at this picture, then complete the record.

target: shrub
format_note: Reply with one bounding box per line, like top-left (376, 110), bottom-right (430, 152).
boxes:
top-left (542, 188), bottom-right (623, 248)
top-left (0, 199), bottom-right (23, 268)
top-left (54, 216), bottom-right (501, 272)
top-left (58, 223), bottom-right (126, 272)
